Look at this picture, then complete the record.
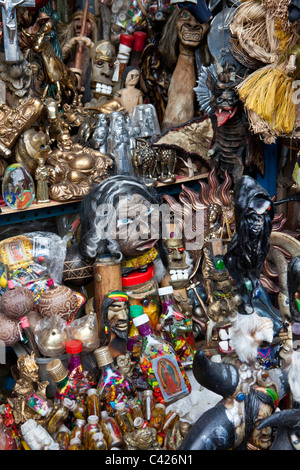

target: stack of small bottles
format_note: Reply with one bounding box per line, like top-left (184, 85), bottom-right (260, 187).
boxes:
top-left (12, 304), bottom-right (193, 450)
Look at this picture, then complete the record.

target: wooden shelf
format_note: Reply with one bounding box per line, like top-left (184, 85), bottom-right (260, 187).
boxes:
top-left (0, 173), bottom-right (209, 224)
top-left (0, 198), bottom-right (82, 215)
top-left (0, 199), bottom-right (82, 225)
top-left (156, 172), bottom-right (209, 187)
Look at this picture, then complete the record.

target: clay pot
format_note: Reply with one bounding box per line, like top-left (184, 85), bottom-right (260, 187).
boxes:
top-left (38, 285), bottom-right (78, 321)
top-left (1, 286), bottom-right (34, 320)
top-left (0, 312), bottom-right (20, 346)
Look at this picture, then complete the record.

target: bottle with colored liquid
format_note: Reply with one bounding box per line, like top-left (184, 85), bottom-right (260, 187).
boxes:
top-left (158, 286), bottom-right (196, 368)
top-left (65, 339), bottom-right (91, 395)
top-left (127, 304), bottom-right (143, 360)
top-left (100, 411), bottom-right (124, 449)
top-left (69, 437), bottom-right (83, 450)
top-left (86, 388), bottom-right (100, 418)
top-left (63, 397), bottom-right (87, 420)
top-left (46, 402), bottom-right (69, 434)
top-left (115, 402), bottom-right (134, 434)
top-left (83, 415), bottom-right (101, 450)
top-left (94, 346), bottom-right (138, 414)
top-left (46, 359), bottom-right (75, 402)
top-left (91, 431), bottom-right (107, 450)
top-left (69, 419), bottom-right (86, 442)
top-left (133, 314), bottom-right (191, 405)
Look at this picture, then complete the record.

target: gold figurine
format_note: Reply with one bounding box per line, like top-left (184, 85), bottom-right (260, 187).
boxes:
top-left (7, 352), bottom-right (50, 425)
top-left (35, 149), bottom-right (50, 204)
top-left (45, 129), bottom-right (113, 202)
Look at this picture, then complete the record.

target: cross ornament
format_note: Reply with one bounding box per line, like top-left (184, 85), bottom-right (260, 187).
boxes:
top-left (0, 0), bottom-right (35, 62)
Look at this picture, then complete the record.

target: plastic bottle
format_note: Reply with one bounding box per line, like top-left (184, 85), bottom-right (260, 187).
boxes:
top-left (158, 286), bottom-right (196, 368)
top-left (63, 397), bottom-right (87, 420)
top-left (115, 402), bottom-right (134, 434)
top-left (94, 346), bottom-right (138, 413)
top-left (69, 419), bottom-right (86, 442)
top-left (46, 402), bottom-right (69, 434)
top-left (83, 415), bottom-right (101, 450)
top-left (69, 437), bottom-right (83, 450)
top-left (90, 431), bottom-right (107, 450)
top-left (133, 313), bottom-right (191, 405)
top-left (86, 388), bottom-right (100, 418)
top-left (100, 411), bottom-right (124, 449)
top-left (149, 403), bottom-right (165, 432)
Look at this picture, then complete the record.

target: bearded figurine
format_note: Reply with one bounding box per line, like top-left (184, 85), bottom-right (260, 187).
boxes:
top-left (99, 291), bottom-right (130, 359)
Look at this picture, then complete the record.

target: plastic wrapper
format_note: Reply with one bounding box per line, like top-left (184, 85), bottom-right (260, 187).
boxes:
top-left (67, 312), bottom-right (100, 352)
top-left (34, 315), bottom-right (68, 357)
top-left (0, 232), bottom-right (67, 293)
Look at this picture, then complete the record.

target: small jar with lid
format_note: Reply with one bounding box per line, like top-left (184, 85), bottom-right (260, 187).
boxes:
top-left (122, 263), bottom-right (161, 331)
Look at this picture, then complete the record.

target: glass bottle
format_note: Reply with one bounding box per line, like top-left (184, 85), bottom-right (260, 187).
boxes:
top-left (100, 410), bottom-right (124, 449)
top-left (115, 402), bottom-right (134, 434)
top-left (127, 304), bottom-right (143, 359)
top-left (69, 437), bottom-right (83, 450)
top-left (55, 427), bottom-right (70, 450)
top-left (149, 403), bottom-right (165, 432)
top-left (69, 419), bottom-right (86, 442)
top-left (133, 417), bottom-right (147, 429)
top-left (25, 392), bottom-right (53, 419)
top-left (90, 431), bottom-right (107, 450)
top-left (94, 346), bottom-right (138, 413)
top-left (158, 286), bottom-right (196, 368)
top-left (86, 388), bottom-right (100, 418)
top-left (63, 397), bottom-right (87, 420)
top-left (162, 409), bottom-right (180, 433)
top-left (133, 313), bottom-right (191, 405)
top-left (46, 402), bottom-right (69, 434)
top-left (128, 397), bottom-right (143, 421)
top-left (141, 389), bottom-right (155, 421)
top-left (65, 339), bottom-right (91, 395)
top-left (83, 415), bottom-right (101, 450)
top-left (46, 359), bottom-right (75, 402)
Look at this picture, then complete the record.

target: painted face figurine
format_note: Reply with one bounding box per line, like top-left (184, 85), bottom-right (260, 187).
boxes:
top-left (162, 238), bottom-right (191, 290)
top-left (90, 40), bottom-right (117, 104)
top-left (100, 291), bottom-right (130, 358)
top-left (79, 175), bottom-right (161, 264)
top-left (114, 66), bottom-right (143, 118)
